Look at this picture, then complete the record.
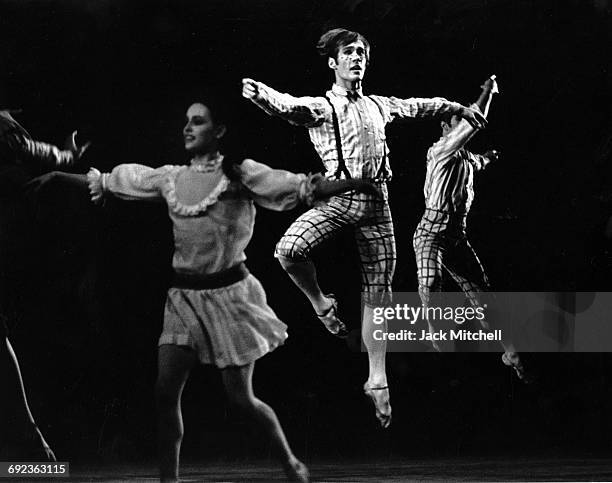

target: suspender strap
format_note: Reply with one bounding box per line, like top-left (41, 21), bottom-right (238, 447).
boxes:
top-left (367, 95), bottom-right (390, 180)
top-left (324, 95), bottom-right (352, 180)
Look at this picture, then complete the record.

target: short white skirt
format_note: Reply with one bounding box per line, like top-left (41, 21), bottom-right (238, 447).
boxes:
top-left (159, 274), bottom-right (288, 368)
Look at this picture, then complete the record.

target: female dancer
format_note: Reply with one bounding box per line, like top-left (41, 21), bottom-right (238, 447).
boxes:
top-left (88, 99), bottom-right (378, 482)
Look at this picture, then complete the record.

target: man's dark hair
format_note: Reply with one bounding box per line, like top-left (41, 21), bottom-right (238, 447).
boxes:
top-left (316, 28), bottom-right (370, 64)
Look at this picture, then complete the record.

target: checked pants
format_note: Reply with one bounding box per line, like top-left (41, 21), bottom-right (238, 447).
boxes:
top-left (413, 208), bottom-right (490, 308)
top-left (274, 182), bottom-right (395, 306)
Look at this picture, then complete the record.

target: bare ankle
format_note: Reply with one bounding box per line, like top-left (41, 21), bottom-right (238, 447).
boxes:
top-left (312, 295), bottom-right (331, 314)
top-left (367, 376), bottom-right (388, 387)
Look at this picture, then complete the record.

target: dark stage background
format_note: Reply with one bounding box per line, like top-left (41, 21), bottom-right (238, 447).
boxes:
top-left (2, 0), bottom-right (612, 471)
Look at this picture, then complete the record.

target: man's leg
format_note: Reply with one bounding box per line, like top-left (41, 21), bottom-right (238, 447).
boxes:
top-left (445, 238), bottom-right (529, 380)
top-left (275, 197), bottom-right (360, 336)
top-left (276, 258), bottom-right (329, 315)
top-left (356, 197), bottom-right (395, 428)
top-left (444, 238), bottom-right (496, 332)
top-left (413, 221), bottom-right (446, 351)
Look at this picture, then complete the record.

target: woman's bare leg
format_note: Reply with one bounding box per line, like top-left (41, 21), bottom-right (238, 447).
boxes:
top-left (221, 362), bottom-right (309, 482)
top-left (156, 345), bottom-right (196, 482)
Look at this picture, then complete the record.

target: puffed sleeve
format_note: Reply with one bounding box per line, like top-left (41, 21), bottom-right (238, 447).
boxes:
top-left (88, 163), bottom-right (175, 201)
top-left (238, 159), bottom-right (318, 211)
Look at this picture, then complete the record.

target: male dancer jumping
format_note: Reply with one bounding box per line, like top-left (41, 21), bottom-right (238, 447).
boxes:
top-left (413, 75), bottom-right (527, 379)
top-left (0, 108), bottom-right (89, 459)
top-left (242, 28), bottom-right (488, 427)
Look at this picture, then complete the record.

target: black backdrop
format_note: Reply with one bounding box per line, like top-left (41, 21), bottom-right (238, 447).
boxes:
top-left (1, 0), bottom-right (612, 467)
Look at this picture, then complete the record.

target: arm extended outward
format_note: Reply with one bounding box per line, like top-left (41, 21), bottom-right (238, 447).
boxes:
top-left (241, 78), bottom-right (328, 128)
top-left (87, 164), bottom-right (171, 204)
top-left (238, 159), bottom-right (381, 211)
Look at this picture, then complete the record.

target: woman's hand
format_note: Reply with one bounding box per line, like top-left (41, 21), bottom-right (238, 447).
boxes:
top-left (350, 179), bottom-right (383, 199)
top-left (87, 167), bottom-right (104, 204)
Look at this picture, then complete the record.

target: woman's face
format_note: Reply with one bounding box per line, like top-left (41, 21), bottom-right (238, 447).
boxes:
top-left (183, 103), bottom-right (219, 154)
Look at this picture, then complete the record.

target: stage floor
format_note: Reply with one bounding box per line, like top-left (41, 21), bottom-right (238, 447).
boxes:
top-left (67, 457), bottom-right (612, 482)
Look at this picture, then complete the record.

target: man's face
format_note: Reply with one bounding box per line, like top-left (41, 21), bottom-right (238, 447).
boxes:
top-left (183, 103), bottom-right (219, 154)
top-left (329, 40), bottom-right (368, 84)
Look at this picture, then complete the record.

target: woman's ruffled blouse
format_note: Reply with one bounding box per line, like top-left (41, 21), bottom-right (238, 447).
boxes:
top-left (89, 158), bottom-right (317, 275)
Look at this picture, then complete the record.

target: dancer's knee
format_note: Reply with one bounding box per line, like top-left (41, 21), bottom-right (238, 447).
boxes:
top-left (274, 238), bottom-right (310, 264)
top-left (227, 391), bottom-right (259, 414)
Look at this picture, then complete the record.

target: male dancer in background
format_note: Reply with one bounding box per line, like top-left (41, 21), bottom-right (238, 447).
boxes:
top-left (0, 108), bottom-right (89, 459)
top-left (413, 75), bottom-right (527, 380)
top-left (242, 28), bottom-right (488, 427)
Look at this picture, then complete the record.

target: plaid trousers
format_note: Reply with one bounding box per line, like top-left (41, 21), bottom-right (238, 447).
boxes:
top-left (413, 208), bottom-right (489, 308)
top-left (275, 183), bottom-right (395, 304)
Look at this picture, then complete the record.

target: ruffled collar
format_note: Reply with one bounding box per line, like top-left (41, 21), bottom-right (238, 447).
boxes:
top-left (189, 152), bottom-right (223, 173)
top-left (165, 160), bottom-right (230, 216)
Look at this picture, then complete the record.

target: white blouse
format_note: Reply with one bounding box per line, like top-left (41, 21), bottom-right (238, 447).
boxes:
top-left (90, 157), bottom-right (315, 276)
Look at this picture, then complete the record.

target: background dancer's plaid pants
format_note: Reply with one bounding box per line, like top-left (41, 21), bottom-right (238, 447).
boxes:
top-left (413, 208), bottom-right (490, 308)
top-left (275, 182), bottom-right (395, 306)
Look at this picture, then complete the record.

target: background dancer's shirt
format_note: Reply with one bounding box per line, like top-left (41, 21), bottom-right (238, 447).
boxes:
top-left (0, 110), bottom-right (73, 170)
top-left (251, 82), bottom-right (462, 181)
top-left (423, 105), bottom-right (488, 214)
top-left (96, 158), bottom-right (314, 275)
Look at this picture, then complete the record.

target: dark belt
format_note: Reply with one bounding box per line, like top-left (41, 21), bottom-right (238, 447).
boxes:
top-left (172, 263), bottom-right (249, 290)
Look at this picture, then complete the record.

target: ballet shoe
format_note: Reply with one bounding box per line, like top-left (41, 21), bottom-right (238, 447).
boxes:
top-left (363, 382), bottom-right (392, 429)
top-left (316, 294), bottom-right (348, 338)
top-left (284, 458), bottom-right (310, 482)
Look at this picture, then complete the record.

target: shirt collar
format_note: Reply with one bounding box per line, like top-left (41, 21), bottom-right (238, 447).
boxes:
top-left (331, 83), bottom-right (363, 99)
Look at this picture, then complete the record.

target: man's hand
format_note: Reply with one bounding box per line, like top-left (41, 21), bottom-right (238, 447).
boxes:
top-left (458, 105), bottom-right (488, 130)
top-left (65, 130), bottom-right (91, 163)
top-left (482, 149), bottom-right (500, 167)
top-left (481, 75), bottom-right (499, 94)
top-left (242, 78), bottom-right (261, 100)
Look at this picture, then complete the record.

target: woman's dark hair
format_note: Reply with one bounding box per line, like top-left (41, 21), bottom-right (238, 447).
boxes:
top-left (191, 96), bottom-right (230, 129)
top-left (316, 28), bottom-right (371, 64)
